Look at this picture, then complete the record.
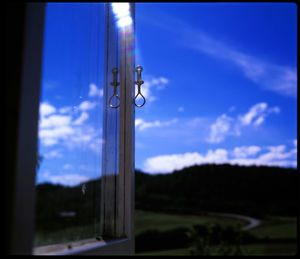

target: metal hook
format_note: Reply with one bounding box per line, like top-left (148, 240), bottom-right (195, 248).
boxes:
top-left (109, 67), bottom-right (120, 108)
top-left (134, 66), bottom-right (146, 107)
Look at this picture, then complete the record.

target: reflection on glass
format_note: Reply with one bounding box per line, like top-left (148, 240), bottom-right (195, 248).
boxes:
top-left (34, 3), bottom-right (105, 250)
top-left (99, 3), bottom-right (121, 238)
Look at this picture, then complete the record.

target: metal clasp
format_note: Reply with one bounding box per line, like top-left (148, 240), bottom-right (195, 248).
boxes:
top-left (109, 67), bottom-right (120, 108)
top-left (134, 66), bottom-right (146, 107)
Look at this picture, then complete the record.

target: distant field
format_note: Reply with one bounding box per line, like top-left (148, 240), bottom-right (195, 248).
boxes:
top-left (248, 215), bottom-right (297, 239)
top-left (135, 210), bottom-right (297, 256)
top-left (135, 210), bottom-right (248, 235)
top-left (136, 243), bottom-right (297, 256)
top-left (137, 248), bottom-right (191, 256)
top-left (240, 243), bottom-right (297, 256)
top-left (34, 224), bottom-right (99, 247)
top-left (34, 210), bottom-right (297, 255)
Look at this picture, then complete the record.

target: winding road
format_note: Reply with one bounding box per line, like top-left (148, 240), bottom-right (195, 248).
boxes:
top-left (209, 212), bottom-right (261, 231)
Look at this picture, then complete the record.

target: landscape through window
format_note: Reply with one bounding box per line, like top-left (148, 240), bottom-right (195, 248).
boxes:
top-left (34, 3), bottom-right (108, 252)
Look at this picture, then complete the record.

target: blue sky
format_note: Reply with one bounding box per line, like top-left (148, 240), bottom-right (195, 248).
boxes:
top-left (37, 3), bottom-right (297, 186)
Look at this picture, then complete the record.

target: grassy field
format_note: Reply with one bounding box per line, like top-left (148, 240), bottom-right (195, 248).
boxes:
top-left (34, 224), bottom-right (100, 247)
top-left (137, 248), bottom-right (191, 256)
top-left (136, 243), bottom-right (297, 256)
top-left (248, 215), bottom-right (297, 239)
top-left (34, 210), bottom-right (297, 255)
top-left (239, 243), bottom-right (297, 256)
top-left (135, 210), bottom-right (248, 236)
top-left (135, 210), bottom-right (297, 256)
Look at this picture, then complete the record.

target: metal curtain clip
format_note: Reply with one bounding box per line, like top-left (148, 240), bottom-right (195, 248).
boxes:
top-left (109, 67), bottom-right (120, 108)
top-left (134, 66), bottom-right (146, 107)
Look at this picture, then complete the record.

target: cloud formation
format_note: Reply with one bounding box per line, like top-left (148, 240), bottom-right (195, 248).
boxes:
top-left (89, 83), bottom-right (103, 97)
top-left (39, 99), bottom-right (101, 151)
top-left (140, 10), bottom-right (297, 98)
top-left (207, 102), bottom-right (280, 143)
top-left (78, 101), bottom-right (98, 111)
top-left (137, 76), bottom-right (169, 103)
top-left (41, 171), bottom-right (89, 187)
top-left (207, 114), bottom-right (234, 144)
top-left (40, 102), bottom-right (56, 116)
top-left (135, 118), bottom-right (178, 131)
top-left (232, 146), bottom-right (261, 158)
top-left (238, 103), bottom-right (280, 127)
top-left (143, 143), bottom-right (297, 174)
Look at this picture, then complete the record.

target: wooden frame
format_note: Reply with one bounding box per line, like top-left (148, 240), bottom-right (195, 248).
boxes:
top-left (9, 3), bottom-right (46, 255)
top-left (8, 3), bottom-right (135, 255)
top-left (118, 2), bottom-right (135, 251)
top-left (99, 2), bottom-right (135, 254)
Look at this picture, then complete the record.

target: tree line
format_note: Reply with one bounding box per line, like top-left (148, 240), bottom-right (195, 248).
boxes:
top-left (35, 164), bottom-right (298, 233)
top-left (135, 164), bottom-right (298, 218)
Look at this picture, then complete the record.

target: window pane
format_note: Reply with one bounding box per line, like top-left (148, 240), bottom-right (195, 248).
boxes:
top-left (99, 3), bottom-right (121, 238)
top-left (34, 3), bottom-right (105, 249)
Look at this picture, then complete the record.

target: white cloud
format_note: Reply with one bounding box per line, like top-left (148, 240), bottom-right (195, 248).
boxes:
top-left (39, 115), bottom-right (100, 150)
top-left (40, 102), bottom-right (56, 116)
top-left (142, 11), bottom-right (297, 98)
top-left (206, 114), bottom-right (233, 143)
top-left (239, 103), bottom-right (267, 126)
top-left (232, 146), bottom-right (261, 158)
top-left (231, 145), bottom-right (297, 168)
top-left (59, 106), bottom-right (72, 114)
top-left (158, 77), bottom-right (169, 85)
top-left (73, 112), bottom-right (89, 125)
top-left (44, 149), bottom-right (63, 159)
top-left (143, 149), bottom-right (228, 174)
top-left (135, 118), bottom-right (178, 131)
top-left (293, 139), bottom-right (297, 148)
top-left (39, 97), bottom-right (101, 152)
top-left (143, 144), bottom-right (297, 174)
top-left (48, 173), bottom-right (89, 187)
top-left (89, 137), bottom-right (102, 154)
top-left (37, 170), bottom-right (89, 186)
top-left (89, 83), bottom-right (103, 97)
top-left (42, 138), bottom-right (59, 146)
top-left (136, 76), bottom-right (169, 102)
top-left (207, 103), bottom-right (280, 144)
top-left (39, 126), bottom-right (74, 146)
top-left (78, 101), bottom-right (97, 111)
top-left (187, 27), bottom-right (297, 98)
top-left (238, 102), bottom-right (280, 127)
top-left (258, 145), bottom-right (292, 161)
top-left (40, 114), bottom-right (72, 129)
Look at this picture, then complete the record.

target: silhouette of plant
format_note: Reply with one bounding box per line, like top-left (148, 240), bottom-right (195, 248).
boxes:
top-left (188, 223), bottom-right (247, 256)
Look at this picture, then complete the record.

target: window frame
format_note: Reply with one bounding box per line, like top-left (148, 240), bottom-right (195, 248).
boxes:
top-left (10, 3), bottom-right (46, 255)
top-left (9, 3), bottom-right (135, 255)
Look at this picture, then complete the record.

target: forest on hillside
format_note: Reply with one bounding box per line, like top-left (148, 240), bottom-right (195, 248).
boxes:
top-left (35, 164), bottom-right (298, 234)
top-left (135, 164), bottom-right (298, 218)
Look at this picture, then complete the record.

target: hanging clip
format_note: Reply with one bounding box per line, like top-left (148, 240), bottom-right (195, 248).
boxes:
top-left (134, 66), bottom-right (146, 107)
top-left (109, 67), bottom-right (120, 108)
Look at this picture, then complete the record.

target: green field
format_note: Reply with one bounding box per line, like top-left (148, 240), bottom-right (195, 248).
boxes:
top-left (34, 210), bottom-right (297, 255)
top-left (248, 215), bottom-right (297, 239)
top-left (135, 210), bottom-right (248, 236)
top-left (34, 223), bottom-right (99, 247)
top-left (135, 210), bottom-right (297, 256)
top-left (137, 248), bottom-right (191, 256)
top-left (136, 243), bottom-right (297, 256)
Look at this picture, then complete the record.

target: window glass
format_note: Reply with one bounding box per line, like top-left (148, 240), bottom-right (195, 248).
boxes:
top-left (34, 3), bottom-right (106, 249)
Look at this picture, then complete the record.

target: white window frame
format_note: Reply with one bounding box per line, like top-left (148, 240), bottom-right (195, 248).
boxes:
top-left (10, 3), bottom-right (135, 255)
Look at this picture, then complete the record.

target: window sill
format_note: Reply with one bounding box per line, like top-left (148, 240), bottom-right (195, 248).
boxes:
top-left (33, 237), bottom-right (132, 255)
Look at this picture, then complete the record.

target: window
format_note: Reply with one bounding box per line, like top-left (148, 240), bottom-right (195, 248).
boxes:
top-left (8, 3), bottom-right (135, 255)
